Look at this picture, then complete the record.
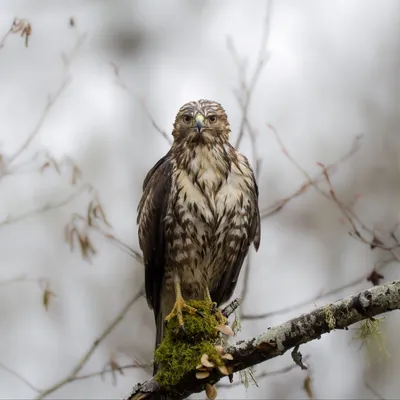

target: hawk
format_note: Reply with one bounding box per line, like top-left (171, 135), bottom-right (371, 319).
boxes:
top-left (137, 99), bottom-right (261, 370)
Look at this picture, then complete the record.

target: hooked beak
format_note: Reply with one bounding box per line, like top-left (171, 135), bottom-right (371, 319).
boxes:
top-left (195, 114), bottom-right (204, 133)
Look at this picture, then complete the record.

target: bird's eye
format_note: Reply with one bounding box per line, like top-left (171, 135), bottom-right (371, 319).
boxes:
top-left (208, 115), bottom-right (218, 123)
top-left (182, 115), bottom-right (192, 124)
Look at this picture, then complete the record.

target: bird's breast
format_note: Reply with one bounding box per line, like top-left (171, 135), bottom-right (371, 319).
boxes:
top-left (173, 164), bottom-right (252, 233)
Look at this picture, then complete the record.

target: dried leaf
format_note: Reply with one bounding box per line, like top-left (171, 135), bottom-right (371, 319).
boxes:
top-left (367, 270), bottom-right (384, 286)
top-left (64, 223), bottom-right (70, 244)
top-left (205, 383), bottom-right (217, 400)
top-left (42, 286), bottom-right (56, 311)
top-left (22, 23), bottom-right (31, 47)
top-left (370, 235), bottom-right (384, 250)
top-left (68, 226), bottom-right (78, 251)
top-left (303, 375), bottom-right (313, 399)
top-left (87, 201), bottom-right (94, 226)
top-left (40, 161), bottom-right (50, 172)
top-left (71, 165), bottom-right (82, 185)
top-left (48, 156), bottom-right (60, 174)
top-left (95, 203), bottom-right (112, 227)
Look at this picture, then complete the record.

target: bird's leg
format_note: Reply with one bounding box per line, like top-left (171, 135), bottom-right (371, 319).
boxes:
top-left (165, 277), bottom-right (203, 331)
top-left (204, 287), bottom-right (227, 325)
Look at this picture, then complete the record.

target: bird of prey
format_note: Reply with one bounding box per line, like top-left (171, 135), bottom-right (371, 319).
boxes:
top-left (137, 99), bottom-right (261, 365)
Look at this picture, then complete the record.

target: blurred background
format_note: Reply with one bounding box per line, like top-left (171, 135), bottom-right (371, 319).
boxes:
top-left (0, 0), bottom-right (399, 398)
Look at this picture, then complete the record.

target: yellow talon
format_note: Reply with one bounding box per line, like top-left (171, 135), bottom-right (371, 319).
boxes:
top-left (165, 295), bottom-right (199, 327)
top-left (165, 278), bottom-right (201, 328)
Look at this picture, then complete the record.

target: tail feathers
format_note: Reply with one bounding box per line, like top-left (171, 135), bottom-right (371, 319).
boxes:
top-left (153, 310), bottom-right (164, 376)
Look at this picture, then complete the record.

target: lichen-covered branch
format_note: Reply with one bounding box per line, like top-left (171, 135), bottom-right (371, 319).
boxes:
top-left (125, 280), bottom-right (400, 400)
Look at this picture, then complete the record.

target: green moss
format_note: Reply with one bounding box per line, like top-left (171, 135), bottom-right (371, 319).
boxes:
top-left (239, 367), bottom-right (258, 390)
top-left (154, 300), bottom-right (224, 389)
top-left (353, 317), bottom-right (389, 361)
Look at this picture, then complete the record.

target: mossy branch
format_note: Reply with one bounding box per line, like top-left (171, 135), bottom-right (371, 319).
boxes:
top-left (125, 280), bottom-right (400, 400)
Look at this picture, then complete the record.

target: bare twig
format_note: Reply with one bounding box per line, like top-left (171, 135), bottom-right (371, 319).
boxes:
top-left (0, 274), bottom-right (33, 287)
top-left (65, 208), bottom-right (143, 263)
top-left (73, 363), bottom-right (146, 382)
top-left (218, 356), bottom-right (310, 388)
top-left (139, 98), bottom-right (172, 145)
top-left (0, 184), bottom-right (90, 227)
top-left (260, 130), bottom-right (363, 219)
top-left (263, 126), bottom-right (400, 263)
top-left (241, 263), bottom-right (391, 320)
top-left (5, 32), bottom-right (86, 169)
top-left (364, 380), bottom-right (386, 400)
top-left (94, 227), bottom-right (143, 263)
top-left (0, 361), bottom-right (40, 393)
top-left (109, 62), bottom-right (172, 146)
top-left (0, 18), bottom-right (32, 49)
top-left (126, 280), bottom-right (400, 399)
top-left (221, 298), bottom-right (241, 318)
top-left (6, 79), bottom-right (70, 166)
top-left (231, 0), bottom-right (273, 149)
top-left (35, 288), bottom-right (144, 400)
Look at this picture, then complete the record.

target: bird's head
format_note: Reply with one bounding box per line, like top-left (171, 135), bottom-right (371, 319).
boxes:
top-left (172, 99), bottom-right (231, 146)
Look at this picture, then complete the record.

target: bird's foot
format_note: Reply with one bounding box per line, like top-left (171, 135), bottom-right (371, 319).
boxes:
top-left (165, 297), bottom-right (204, 332)
top-left (210, 302), bottom-right (228, 325)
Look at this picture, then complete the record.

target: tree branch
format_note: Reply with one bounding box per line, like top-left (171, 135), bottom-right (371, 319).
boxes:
top-left (125, 280), bottom-right (400, 400)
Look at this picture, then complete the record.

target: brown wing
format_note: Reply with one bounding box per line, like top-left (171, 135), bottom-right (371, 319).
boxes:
top-left (211, 172), bottom-right (261, 306)
top-left (137, 154), bottom-right (172, 317)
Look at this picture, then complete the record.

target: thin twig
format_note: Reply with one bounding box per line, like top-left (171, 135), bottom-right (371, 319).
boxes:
top-left (109, 62), bottom-right (172, 146)
top-left (241, 269), bottom-right (384, 320)
top-left (139, 98), bottom-right (172, 145)
top-left (6, 79), bottom-right (71, 166)
top-left (264, 125), bottom-right (400, 261)
top-left (6, 32), bottom-right (86, 168)
top-left (232, 0), bottom-right (273, 149)
top-left (260, 130), bottom-right (363, 219)
top-left (364, 380), bottom-right (386, 400)
top-left (0, 184), bottom-right (90, 227)
top-left (73, 363), bottom-right (146, 382)
top-left (95, 228), bottom-right (143, 263)
top-left (35, 288), bottom-right (144, 400)
top-left (0, 274), bottom-right (32, 287)
top-left (218, 356), bottom-right (310, 388)
top-left (0, 361), bottom-right (40, 393)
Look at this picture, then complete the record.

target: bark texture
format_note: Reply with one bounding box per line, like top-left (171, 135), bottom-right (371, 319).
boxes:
top-left (126, 280), bottom-right (400, 400)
